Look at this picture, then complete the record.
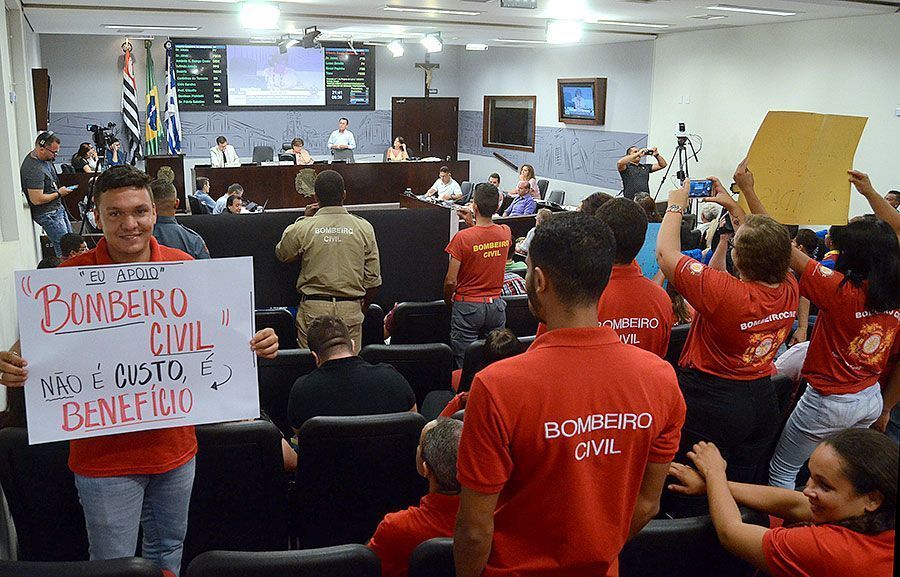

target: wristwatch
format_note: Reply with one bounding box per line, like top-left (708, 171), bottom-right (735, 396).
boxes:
top-left (666, 204), bottom-right (684, 215)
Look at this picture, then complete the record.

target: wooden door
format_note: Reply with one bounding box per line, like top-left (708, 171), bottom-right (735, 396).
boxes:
top-left (391, 97), bottom-right (425, 159)
top-left (423, 98), bottom-right (459, 161)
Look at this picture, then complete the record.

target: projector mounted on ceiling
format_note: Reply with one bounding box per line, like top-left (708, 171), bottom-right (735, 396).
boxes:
top-left (302, 26), bottom-right (322, 49)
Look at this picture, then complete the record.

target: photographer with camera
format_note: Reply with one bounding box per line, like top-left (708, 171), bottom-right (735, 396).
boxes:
top-left (617, 146), bottom-right (667, 200)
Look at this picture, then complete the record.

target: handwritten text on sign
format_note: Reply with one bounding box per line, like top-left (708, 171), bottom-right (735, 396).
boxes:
top-left (15, 257), bottom-right (258, 445)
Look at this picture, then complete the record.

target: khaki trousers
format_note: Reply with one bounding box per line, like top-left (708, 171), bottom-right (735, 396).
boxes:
top-left (296, 299), bottom-right (364, 353)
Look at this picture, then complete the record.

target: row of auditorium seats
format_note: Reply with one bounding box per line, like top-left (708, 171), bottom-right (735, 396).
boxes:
top-left (0, 508), bottom-right (767, 577)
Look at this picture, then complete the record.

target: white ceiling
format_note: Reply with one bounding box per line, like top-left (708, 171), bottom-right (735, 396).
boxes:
top-left (22, 0), bottom-right (900, 46)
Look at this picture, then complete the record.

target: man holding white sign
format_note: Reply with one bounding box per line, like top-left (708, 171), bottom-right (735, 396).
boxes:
top-left (0, 165), bottom-right (278, 576)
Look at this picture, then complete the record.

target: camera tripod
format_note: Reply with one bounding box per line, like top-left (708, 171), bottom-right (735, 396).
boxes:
top-left (653, 133), bottom-right (700, 214)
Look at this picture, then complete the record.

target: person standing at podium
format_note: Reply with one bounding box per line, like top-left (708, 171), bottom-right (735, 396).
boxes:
top-left (209, 136), bottom-right (240, 168)
top-left (327, 117), bottom-right (356, 163)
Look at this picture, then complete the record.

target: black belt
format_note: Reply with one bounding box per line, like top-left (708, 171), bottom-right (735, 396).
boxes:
top-left (301, 294), bottom-right (361, 302)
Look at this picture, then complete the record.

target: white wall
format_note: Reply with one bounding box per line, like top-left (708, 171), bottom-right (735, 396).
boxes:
top-left (648, 13), bottom-right (900, 220)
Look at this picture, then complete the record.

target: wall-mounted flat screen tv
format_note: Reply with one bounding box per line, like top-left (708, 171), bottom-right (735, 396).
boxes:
top-left (557, 78), bottom-right (607, 125)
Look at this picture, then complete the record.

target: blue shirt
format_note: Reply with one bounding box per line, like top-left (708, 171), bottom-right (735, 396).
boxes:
top-left (152, 216), bottom-right (210, 259)
top-left (105, 150), bottom-right (126, 166)
top-left (194, 190), bottom-right (217, 212)
top-left (503, 194), bottom-right (537, 217)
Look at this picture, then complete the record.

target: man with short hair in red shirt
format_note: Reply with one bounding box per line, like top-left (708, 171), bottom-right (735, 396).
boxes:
top-left (0, 165), bottom-right (279, 576)
top-left (453, 213), bottom-right (686, 577)
top-left (368, 418), bottom-right (463, 577)
top-left (445, 182), bottom-right (511, 367)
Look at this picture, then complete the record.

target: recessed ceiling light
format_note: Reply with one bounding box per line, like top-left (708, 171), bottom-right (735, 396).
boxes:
top-left (493, 38), bottom-right (547, 44)
top-left (465, 43), bottom-right (489, 51)
top-left (592, 20), bottom-right (670, 29)
top-left (547, 20), bottom-right (582, 44)
top-left (103, 25), bottom-right (201, 31)
top-left (384, 5), bottom-right (481, 17)
top-left (705, 5), bottom-right (797, 16)
top-left (688, 14), bottom-right (728, 20)
top-left (241, 2), bottom-right (281, 30)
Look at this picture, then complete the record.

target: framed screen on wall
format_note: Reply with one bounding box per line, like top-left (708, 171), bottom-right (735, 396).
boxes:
top-left (557, 78), bottom-right (606, 125)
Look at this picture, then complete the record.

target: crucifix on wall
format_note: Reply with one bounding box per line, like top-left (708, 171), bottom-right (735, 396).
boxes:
top-left (414, 53), bottom-right (440, 97)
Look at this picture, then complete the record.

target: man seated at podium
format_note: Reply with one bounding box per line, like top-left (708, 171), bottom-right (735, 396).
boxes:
top-left (425, 166), bottom-right (462, 202)
top-left (502, 181), bottom-right (537, 217)
top-left (209, 136), bottom-right (240, 168)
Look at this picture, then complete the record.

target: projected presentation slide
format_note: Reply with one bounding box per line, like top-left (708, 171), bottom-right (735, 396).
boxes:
top-left (562, 85), bottom-right (595, 118)
top-left (226, 45), bottom-right (326, 106)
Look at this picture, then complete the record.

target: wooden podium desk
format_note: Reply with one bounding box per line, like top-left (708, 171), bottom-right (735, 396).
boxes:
top-left (194, 160), bottom-right (470, 209)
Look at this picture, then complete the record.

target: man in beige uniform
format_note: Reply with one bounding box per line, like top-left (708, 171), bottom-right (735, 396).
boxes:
top-left (275, 170), bottom-right (381, 351)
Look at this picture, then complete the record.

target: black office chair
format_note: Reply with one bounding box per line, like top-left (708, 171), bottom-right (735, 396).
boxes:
top-left (409, 537), bottom-right (454, 577)
top-left (536, 178), bottom-right (549, 200)
top-left (359, 343), bottom-right (453, 408)
top-left (185, 545), bottom-right (381, 577)
top-left (181, 421), bottom-right (290, 571)
top-left (282, 141), bottom-right (292, 152)
top-left (546, 189), bottom-right (565, 205)
top-left (361, 303), bottom-right (385, 347)
top-left (252, 146), bottom-right (274, 164)
top-left (187, 194), bottom-right (210, 215)
top-left (255, 308), bottom-right (298, 350)
top-left (619, 508), bottom-right (768, 577)
top-left (294, 413), bottom-right (428, 547)
top-left (278, 153), bottom-right (295, 163)
top-left (60, 163), bottom-right (76, 174)
top-left (420, 390), bottom-right (456, 421)
top-left (665, 324), bottom-right (691, 367)
top-left (257, 349), bottom-right (317, 439)
top-left (0, 557), bottom-right (160, 577)
top-left (459, 181), bottom-right (474, 203)
top-left (501, 294), bottom-right (538, 338)
top-left (390, 300), bottom-right (451, 345)
top-left (0, 428), bottom-right (88, 561)
top-left (457, 335), bottom-right (532, 392)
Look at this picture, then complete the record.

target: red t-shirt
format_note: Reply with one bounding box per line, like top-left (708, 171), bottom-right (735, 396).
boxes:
top-left (799, 260), bottom-right (900, 395)
top-left (762, 525), bottom-right (895, 577)
top-left (439, 392), bottom-right (468, 417)
top-left (534, 262), bottom-right (674, 358)
top-left (60, 237), bottom-right (198, 477)
top-left (672, 256), bottom-right (799, 380)
top-left (367, 492), bottom-right (460, 577)
top-left (456, 327), bottom-right (686, 577)
top-left (445, 224), bottom-right (511, 298)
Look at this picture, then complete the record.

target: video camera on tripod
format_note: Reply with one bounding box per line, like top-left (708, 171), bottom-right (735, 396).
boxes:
top-left (87, 122), bottom-right (116, 155)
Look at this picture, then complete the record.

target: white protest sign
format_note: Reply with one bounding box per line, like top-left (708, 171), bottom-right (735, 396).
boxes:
top-left (15, 257), bottom-right (259, 445)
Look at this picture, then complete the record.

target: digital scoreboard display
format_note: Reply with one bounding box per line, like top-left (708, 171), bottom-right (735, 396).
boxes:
top-left (172, 40), bottom-right (375, 110)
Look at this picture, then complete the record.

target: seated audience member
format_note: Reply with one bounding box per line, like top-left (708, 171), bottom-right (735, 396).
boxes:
top-left (656, 172), bottom-right (798, 485)
top-left (150, 178), bottom-right (210, 259)
top-left (223, 194), bottom-right (243, 215)
top-left (445, 327), bottom-right (523, 402)
top-left (821, 224), bottom-right (844, 269)
top-left (454, 213), bottom-right (685, 577)
top-left (289, 137), bottom-right (314, 165)
top-left (426, 166), bottom-right (462, 201)
top-left (734, 169), bottom-right (900, 489)
top-left (368, 418), bottom-right (463, 577)
top-left (214, 183), bottom-right (243, 214)
top-left (516, 208), bottom-right (551, 255)
top-left (36, 255), bottom-right (61, 269)
top-left (105, 138), bottom-right (126, 166)
top-left (502, 181), bottom-right (537, 217)
top-left (536, 198), bottom-right (674, 358)
top-left (287, 316), bottom-right (415, 434)
top-left (71, 142), bottom-right (98, 173)
top-left (668, 429), bottom-right (896, 577)
top-left (386, 137), bottom-right (409, 162)
top-left (697, 203), bottom-right (720, 248)
top-left (579, 191), bottom-right (613, 215)
top-left (488, 173), bottom-right (504, 197)
top-left (193, 177), bottom-right (216, 213)
top-left (59, 232), bottom-right (88, 259)
top-left (666, 281), bottom-right (693, 326)
top-left (885, 189), bottom-right (899, 210)
top-left (501, 270), bottom-right (526, 297)
top-left (516, 164), bottom-right (541, 199)
top-left (635, 193), bottom-right (662, 223)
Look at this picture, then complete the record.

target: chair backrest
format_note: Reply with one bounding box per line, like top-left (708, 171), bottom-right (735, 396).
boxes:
top-left (181, 421), bottom-right (289, 571)
top-left (619, 508), bottom-right (767, 577)
top-left (60, 164), bottom-right (75, 174)
top-left (546, 189), bottom-right (565, 205)
top-left (409, 537), bottom-right (454, 577)
top-left (361, 303), bottom-right (385, 348)
top-left (185, 545), bottom-right (381, 577)
top-left (282, 141), bottom-right (293, 151)
top-left (252, 146), bottom-right (274, 164)
top-left (255, 308), bottom-right (298, 349)
top-left (359, 343), bottom-right (453, 408)
top-left (665, 324), bottom-right (691, 367)
top-left (460, 181), bottom-right (473, 203)
top-left (294, 413), bottom-right (427, 548)
top-left (0, 557), bottom-right (160, 577)
top-left (536, 178), bottom-right (549, 199)
top-left (390, 300), bottom-right (451, 345)
top-left (0, 428), bottom-right (88, 561)
top-left (187, 195), bottom-right (210, 215)
top-left (458, 335), bottom-right (532, 392)
top-left (278, 153), bottom-right (295, 163)
top-left (257, 349), bottom-right (317, 439)
top-left (501, 294), bottom-right (538, 338)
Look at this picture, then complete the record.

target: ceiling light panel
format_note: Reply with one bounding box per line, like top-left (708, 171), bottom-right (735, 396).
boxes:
top-left (384, 6), bottom-right (481, 17)
top-left (592, 20), bottom-right (670, 29)
top-left (705, 5), bottom-right (797, 16)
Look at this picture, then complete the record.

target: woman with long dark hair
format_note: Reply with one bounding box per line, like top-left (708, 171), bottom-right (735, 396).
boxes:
top-left (669, 428), bottom-right (896, 577)
top-left (71, 142), bottom-right (97, 173)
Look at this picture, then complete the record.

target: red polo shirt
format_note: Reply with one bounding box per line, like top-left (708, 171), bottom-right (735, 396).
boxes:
top-left (60, 237), bottom-right (198, 477)
top-left (457, 327), bottom-right (685, 577)
top-left (367, 492), bottom-right (460, 577)
top-left (672, 256), bottom-right (798, 380)
top-left (536, 262), bottom-right (674, 357)
top-left (799, 260), bottom-right (899, 395)
top-left (762, 525), bottom-right (894, 577)
top-left (445, 224), bottom-right (511, 298)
